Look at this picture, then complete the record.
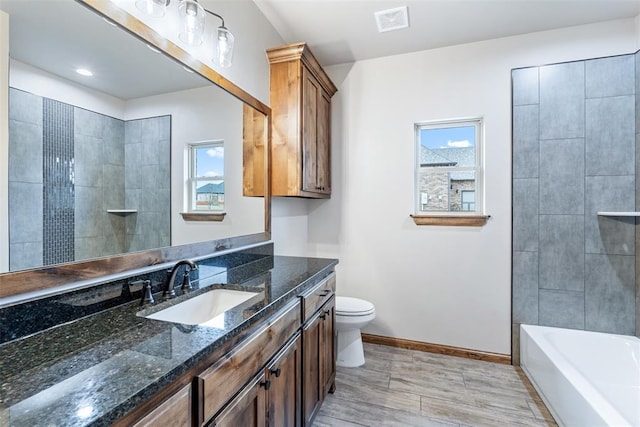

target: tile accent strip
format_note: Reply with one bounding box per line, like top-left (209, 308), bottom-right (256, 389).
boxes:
top-left (42, 98), bottom-right (75, 265)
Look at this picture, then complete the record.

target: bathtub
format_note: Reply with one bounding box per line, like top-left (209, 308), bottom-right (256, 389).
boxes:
top-left (520, 324), bottom-right (640, 427)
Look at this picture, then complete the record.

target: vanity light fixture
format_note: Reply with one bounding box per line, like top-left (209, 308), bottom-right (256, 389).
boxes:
top-left (135, 0), bottom-right (235, 68)
top-left (135, 0), bottom-right (169, 18)
top-left (76, 68), bottom-right (93, 76)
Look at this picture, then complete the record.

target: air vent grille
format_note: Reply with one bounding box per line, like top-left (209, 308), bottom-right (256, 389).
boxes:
top-left (374, 6), bottom-right (409, 33)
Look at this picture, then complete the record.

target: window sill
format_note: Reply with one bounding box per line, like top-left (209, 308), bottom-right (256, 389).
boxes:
top-left (180, 212), bottom-right (226, 222)
top-left (410, 214), bottom-right (490, 227)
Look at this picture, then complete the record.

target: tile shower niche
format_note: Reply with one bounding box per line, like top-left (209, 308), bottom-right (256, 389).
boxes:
top-left (8, 88), bottom-right (171, 271)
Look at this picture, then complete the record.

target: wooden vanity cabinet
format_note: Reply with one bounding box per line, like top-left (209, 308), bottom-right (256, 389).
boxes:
top-left (267, 43), bottom-right (337, 199)
top-left (204, 333), bottom-right (302, 427)
top-left (122, 271), bottom-right (337, 427)
top-left (300, 274), bottom-right (336, 426)
top-left (197, 301), bottom-right (301, 426)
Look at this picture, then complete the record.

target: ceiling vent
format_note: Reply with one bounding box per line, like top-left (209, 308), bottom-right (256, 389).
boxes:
top-left (374, 6), bottom-right (409, 33)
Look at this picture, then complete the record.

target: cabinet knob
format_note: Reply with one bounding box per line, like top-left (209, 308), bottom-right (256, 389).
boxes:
top-left (318, 290), bottom-right (331, 297)
top-left (260, 379), bottom-right (271, 390)
top-left (324, 309), bottom-right (331, 316)
top-left (270, 367), bottom-right (282, 377)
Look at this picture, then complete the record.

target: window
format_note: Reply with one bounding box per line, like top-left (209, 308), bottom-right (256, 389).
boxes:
top-left (415, 118), bottom-right (483, 215)
top-left (188, 141), bottom-right (225, 212)
top-left (461, 190), bottom-right (475, 211)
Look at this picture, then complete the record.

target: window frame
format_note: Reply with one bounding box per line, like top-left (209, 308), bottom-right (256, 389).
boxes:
top-left (413, 117), bottom-right (488, 226)
top-left (187, 140), bottom-right (225, 213)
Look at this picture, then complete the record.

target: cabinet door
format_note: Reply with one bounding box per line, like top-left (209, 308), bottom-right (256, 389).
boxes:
top-left (267, 333), bottom-right (302, 427)
top-left (302, 311), bottom-right (322, 426)
top-left (320, 297), bottom-right (336, 395)
top-left (301, 66), bottom-right (320, 194)
top-left (207, 373), bottom-right (267, 427)
top-left (315, 90), bottom-right (331, 195)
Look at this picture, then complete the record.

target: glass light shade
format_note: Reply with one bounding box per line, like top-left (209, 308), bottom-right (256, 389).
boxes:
top-left (135, 0), bottom-right (167, 18)
top-left (214, 27), bottom-right (234, 68)
top-left (178, 0), bottom-right (205, 46)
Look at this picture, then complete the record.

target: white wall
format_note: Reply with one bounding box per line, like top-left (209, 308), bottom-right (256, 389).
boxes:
top-left (0, 10), bottom-right (8, 272)
top-left (8, 60), bottom-right (126, 118)
top-left (296, 18), bottom-right (638, 355)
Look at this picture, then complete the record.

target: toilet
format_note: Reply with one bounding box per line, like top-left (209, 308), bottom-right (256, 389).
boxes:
top-left (335, 296), bottom-right (376, 367)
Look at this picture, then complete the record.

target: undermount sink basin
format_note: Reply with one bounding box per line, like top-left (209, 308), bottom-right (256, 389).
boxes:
top-left (145, 289), bottom-right (259, 327)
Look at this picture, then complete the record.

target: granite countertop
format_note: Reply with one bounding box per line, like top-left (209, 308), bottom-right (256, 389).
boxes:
top-left (0, 255), bottom-right (338, 427)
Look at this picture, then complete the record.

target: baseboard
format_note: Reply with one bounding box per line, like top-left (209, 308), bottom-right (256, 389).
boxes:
top-left (361, 333), bottom-right (511, 365)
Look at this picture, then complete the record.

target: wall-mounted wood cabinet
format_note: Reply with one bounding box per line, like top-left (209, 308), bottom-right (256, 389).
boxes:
top-left (267, 43), bottom-right (337, 198)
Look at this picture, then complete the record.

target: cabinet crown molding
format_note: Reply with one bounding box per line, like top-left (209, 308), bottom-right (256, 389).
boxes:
top-left (267, 42), bottom-right (337, 97)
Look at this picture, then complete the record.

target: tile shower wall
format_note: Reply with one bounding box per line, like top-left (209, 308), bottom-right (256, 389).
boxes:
top-left (124, 116), bottom-right (171, 252)
top-left (636, 53), bottom-right (640, 338)
top-left (8, 88), bottom-right (171, 269)
top-left (512, 52), bottom-right (638, 360)
top-left (74, 108), bottom-right (126, 260)
top-left (8, 89), bottom-right (43, 271)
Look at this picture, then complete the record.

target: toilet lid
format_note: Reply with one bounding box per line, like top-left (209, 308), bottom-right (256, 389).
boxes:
top-left (336, 296), bottom-right (375, 316)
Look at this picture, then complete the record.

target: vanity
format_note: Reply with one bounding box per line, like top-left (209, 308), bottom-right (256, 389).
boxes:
top-left (0, 245), bottom-right (338, 426)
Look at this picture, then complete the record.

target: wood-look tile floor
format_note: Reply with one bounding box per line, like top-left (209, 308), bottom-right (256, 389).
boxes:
top-left (313, 343), bottom-right (557, 427)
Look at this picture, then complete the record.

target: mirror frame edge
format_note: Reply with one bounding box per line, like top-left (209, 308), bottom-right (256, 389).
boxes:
top-left (0, 0), bottom-right (272, 301)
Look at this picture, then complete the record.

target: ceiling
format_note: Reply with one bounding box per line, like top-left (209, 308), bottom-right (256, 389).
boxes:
top-left (0, 0), bottom-right (207, 100)
top-left (2, 1), bottom-right (638, 99)
top-left (254, 0), bottom-right (640, 66)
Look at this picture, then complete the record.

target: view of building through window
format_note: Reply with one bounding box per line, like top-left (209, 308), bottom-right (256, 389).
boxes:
top-left (415, 119), bottom-right (482, 213)
top-left (189, 141), bottom-right (225, 211)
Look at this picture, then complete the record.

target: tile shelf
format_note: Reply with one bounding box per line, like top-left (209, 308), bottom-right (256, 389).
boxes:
top-left (107, 209), bottom-right (138, 215)
top-left (597, 212), bottom-right (640, 217)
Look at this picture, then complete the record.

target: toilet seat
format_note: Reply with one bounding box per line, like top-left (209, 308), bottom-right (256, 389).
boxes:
top-left (336, 296), bottom-right (375, 316)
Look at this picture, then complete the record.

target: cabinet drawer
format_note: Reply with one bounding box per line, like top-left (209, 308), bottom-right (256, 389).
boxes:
top-left (197, 300), bottom-right (301, 424)
top-left (301, 273), bottom-right (335, 322)
top-left (132, 384), bottom-right (191, 427)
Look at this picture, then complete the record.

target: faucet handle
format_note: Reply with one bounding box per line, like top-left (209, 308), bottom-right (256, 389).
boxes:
top-left (181, 270), bottom-right (193, 292)
top-left (138, 280), bottom-right (154, 306)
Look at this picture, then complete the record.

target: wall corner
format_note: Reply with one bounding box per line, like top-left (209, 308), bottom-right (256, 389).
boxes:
top-left (635, 14), bottom-right (640, 51)
top-left (0, 10), bottom-right (9, 273)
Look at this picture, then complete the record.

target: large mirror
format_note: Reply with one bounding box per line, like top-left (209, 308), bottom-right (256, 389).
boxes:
top-left (0, 0), bottom-right (270, 298)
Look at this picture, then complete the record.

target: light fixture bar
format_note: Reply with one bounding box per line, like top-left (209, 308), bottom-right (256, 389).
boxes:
top-left (136, 0), bottom-right (235, 68)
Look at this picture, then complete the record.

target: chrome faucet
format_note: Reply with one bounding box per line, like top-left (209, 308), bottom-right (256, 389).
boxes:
top-left (163, 259), bottom-right (198, 300)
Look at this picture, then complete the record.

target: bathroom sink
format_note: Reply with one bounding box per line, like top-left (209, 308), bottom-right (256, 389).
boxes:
top-left (144, 289), bottom-right (259, 327)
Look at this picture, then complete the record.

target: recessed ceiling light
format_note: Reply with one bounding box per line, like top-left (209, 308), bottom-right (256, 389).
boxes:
top-left (374, 6), bottom-right (409, 33)
top-left (146, 44), bottom-right (161, 53)
top-left (76, 68), bottom-right (93, 77)
top-left (183, 66), bottom-right (194, 73)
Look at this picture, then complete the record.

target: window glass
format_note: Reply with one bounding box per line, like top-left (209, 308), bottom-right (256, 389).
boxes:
top-left (415, 119), bottom-right (482, 214)
top-left (188, 141), bottom-right (224, 212)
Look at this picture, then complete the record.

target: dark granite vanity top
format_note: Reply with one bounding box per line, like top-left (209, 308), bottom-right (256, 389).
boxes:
top-left (0, 254), bottom-right (338, 426)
